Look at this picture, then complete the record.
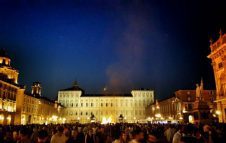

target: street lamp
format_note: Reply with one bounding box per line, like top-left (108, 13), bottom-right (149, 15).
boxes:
top-left (119, 114), bottom-right (124, 123)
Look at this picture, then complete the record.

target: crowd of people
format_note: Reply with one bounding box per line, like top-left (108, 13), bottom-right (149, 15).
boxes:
top-left (0, 123), bottom-right (226, 143)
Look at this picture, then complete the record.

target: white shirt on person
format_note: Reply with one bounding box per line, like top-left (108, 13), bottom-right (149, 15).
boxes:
top-left (50, 132), bottom-right (68, 143)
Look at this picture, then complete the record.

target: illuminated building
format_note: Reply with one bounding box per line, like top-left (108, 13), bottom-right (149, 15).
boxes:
top-left (31, 82), bottom-right (42, 98)
top-left (15, 82), bottom-right (64, 125)
top-left (0, 49), bottom-right (64, 125)
top-left (57, 82), bottom-right (154, 123)
top-left (0, 49), bottom-right (25, 125)
top-left (148, 79), bottom-right (215, 123)
top-left (147, 96), bottom-right (182, 123)
top-left (208, 30), bottom-right (226, 123)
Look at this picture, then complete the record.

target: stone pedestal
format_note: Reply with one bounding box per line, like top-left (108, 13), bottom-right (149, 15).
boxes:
top-left (192, 99), bottom-right (210, 124)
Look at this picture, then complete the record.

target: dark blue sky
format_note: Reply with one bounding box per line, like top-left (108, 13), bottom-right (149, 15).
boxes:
top-left (0, 0), bottom-right (226, 100)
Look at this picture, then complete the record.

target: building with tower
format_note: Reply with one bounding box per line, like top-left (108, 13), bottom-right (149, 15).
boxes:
top-left (57, 82), bottom-right (154, 123)
top-left (208, 30), bottom-right (226, 123)
top-left (0, 49), bottom-right (64, 125)
top-left (0, 49), bottom-right (25, 125)
top-left (15, 82), bottom-right (64, 125)
top-left (31, 82), bottom-right (42, 97)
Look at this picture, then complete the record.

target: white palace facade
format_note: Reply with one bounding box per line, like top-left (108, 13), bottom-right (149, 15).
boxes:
top-left (57, 82), bottom-right (154, 123)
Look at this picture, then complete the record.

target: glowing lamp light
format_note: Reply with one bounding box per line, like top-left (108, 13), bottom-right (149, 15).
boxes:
top-left (179, 116), bottom-right (183, 120)
top-left (7, 116), bottom-right (11, 120)
top-left (215, 110), bottom-right (221, 115)
top-left (147, 117), bottom-right (151, 121)
top-left (182, 110), bottom-right (187, 113)
top-left (101, 117), bottom-right (112, 124)
top-left (0, 115), bottom-right (4, 120)
top-left (155, 113), bottom-right (161, 118)
top-left (52, 115), bottom-right (58, 121)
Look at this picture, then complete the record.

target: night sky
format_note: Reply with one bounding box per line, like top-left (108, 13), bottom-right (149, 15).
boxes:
top-left (0, 0), bottom-right (226, 100)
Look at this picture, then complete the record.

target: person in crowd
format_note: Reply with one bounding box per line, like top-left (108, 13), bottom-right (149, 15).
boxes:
top-left (85, 128), bottom-right (95, 143)
top-left (50, 126), bottom-right (68, 143)
top-left (66, 127), bottom-right (79, 143)
top-left (164, 124), bottom-right (176, 143)
top-left (17, 127), bottom-right (31, 143)
top-left (180, 124), bottom-right (197, 143)
top-left (37, 130), bottom-right (50, 143)
top-left (146, 134), bottom-right (157, 143)
top-left (129, 128), bottom-right (144, 143)
top-left (96, 126), bottom-right (106, 143)
top-left (112, 131), bottom-right (127, 143)
top-left (3, 129), bottom-right (15, 143)
top-left (31, 127), bottom-right (39, 143)
top-left (172, 125), bottom-right (184, 143)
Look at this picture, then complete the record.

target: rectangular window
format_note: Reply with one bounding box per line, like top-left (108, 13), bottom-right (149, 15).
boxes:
top-left (188, 104), bottom-right (193, 110)
top-left (219, 62), bottom-right (223, 69)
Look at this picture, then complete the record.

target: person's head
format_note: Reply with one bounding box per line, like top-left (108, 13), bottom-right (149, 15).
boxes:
top-left (183, 124), bottom-right (194, 135)
top-left (120, 131), bottom-right (127, 142)
top-left (64, 127), bottom-right (70, 137)
top-left (58, 126), bottom-right (64, 132)
top-left (56, 126), bottom-right (64, 134)
top-left (88, 128), bottom-right (93, 135)
top-left (71, 128), bottom-right (78, 137)
top-left (203, 125), bottom-right (211, 133)
top-left (37, 130), bottom-right (48, 143)
top-left (132, 128), bottom-right (144, 141)
top-left (19, 128), bottom-right (29, 140)
top-left (178, 125), bottom-right (184, 133)
top-left (147, 134), bottom-right (157, 143)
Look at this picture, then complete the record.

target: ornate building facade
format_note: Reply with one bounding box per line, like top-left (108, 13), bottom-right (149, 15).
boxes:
top-left (147, 80), bottom-right (215, 124)
top-left (58, 83), bottom-right (154, 123)
top-left (208, 31), bottom-right (226, 123)
top-left (0, 49), bottom-right (63, 125)
top-left (15, 83), bottom-right (64, 125)
top-left (0, 49), bottom-right (24, 125)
